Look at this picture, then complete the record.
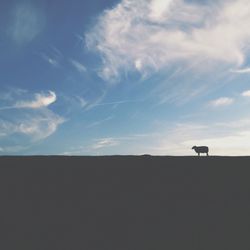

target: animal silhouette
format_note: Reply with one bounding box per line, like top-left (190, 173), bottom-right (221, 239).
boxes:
top-left (192, 146), bottom-right (209, 156)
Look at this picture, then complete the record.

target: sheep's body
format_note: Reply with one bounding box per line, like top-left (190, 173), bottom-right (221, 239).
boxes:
top-left (192, 146), bottom-right (209, 156)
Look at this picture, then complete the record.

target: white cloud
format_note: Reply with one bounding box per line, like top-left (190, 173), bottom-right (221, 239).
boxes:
top-left (209, 97), bottom-right (234, 107)
top-left (91, 138), bottom-right (119, 149)
top-left (0, 110), bottom-right (64, 142)
top-left (86, 0), bottom-right (250, 81)
top-left (69, 59), bottom-right (87, 73)
top-left (18, 112), bottom-right (64, 141)
top-left (149, 0), bottom-right (173, 22)
top-left (14, 91), bottom-right (56, 109)
top-left (231, 67), bottom-right (250, 74)
top-left (241, 90), bottom-right (250, 97)
top-left (0, 89), bottom-right (65, 153)
top-left (9, 3), bottom-right (45, 45)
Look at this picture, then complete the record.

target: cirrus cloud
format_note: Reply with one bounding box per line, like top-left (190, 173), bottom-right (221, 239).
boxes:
top-left (86, 0), bottom-right (250, 81)
top-left (209, 97), bottom-right (234, 107)
top-left (15, 91), bottom-right (56, 109)
top-left (0, 90), bottom-right (57, 110)
top-left (69, 59), bottom-right (87, 73)
top-left (0, 110), bottom-right (64, 142)
top-left (231, 67), bottom-right (250, 74)
top-left (0, 89), bottom-right (65, 154)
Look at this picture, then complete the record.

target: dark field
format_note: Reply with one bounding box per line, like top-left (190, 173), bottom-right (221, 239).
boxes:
top-left (0, 156), bottom-right (250, 250)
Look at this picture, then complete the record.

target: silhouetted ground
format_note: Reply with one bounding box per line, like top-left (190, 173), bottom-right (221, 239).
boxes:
top-left (0, 156), bottom-right (250, 250)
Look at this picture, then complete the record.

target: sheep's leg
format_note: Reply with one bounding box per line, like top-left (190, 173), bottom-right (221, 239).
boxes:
top-left (207, 152), bottom-right (209, 156)
top-left (198, 153), bottom-right (200, 156)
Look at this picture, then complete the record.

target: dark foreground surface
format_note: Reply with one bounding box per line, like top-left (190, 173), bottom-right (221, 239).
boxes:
top-left (0, 156), bottom-right (250, 250)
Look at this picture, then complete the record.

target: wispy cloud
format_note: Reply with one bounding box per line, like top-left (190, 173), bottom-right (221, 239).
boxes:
top-left (18, 111), bottom-right (64, 141)
top-left (209, 97), bottom-right (234, 107)
top-left (90, 99), bottom-right (143, 107)
top-left (0, 87), bottom-right (28, 101)
top-left (40, 53), bottom-right (60, 67)
top-left (0, 110), bottom-right (64, 142)
top-left (86, 116), bottom-right (113, 128)
top-left (86, 0), bottom-right (250, 81)
top-left (69, 59), bottom-right (87, 73)
top-left (83, 90), bottom-right (107, 111)
top-left (59, 91), bottom-right (107, 114)
top-left (8, 2), bottom-right (45, 45)
top-left (0, 89), bottom-right (65, 153)
top-left (37, 45), bottom-right (63, 68)
top-left (241, 90), bottom-right (250, 97)
top-left (0, 91), bottom-right (56, 110)
top-left (60, 133), bottom-right (159, 155)
top-left (231, 67), bottom-right (250, 74)
top-left (15, 91), bottom-right (56, 109)
top-left (76, 96), bottom-right (88, 108)
top-left (91, 138), bottom-right (119, 149)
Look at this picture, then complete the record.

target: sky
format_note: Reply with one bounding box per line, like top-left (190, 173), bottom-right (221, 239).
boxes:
top-left (1, 0), bottom-right (250, 155)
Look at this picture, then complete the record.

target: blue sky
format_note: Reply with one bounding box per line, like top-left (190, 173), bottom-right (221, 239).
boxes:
top-left (1, 0), bottom-right (250, 155)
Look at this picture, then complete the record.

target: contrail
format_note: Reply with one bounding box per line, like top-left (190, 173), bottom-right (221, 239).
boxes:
top-left (92, 99), bottom-right (144, 107)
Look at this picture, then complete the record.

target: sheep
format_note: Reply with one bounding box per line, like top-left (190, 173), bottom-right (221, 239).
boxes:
top-left (192, 146), bottom-right (209, 156)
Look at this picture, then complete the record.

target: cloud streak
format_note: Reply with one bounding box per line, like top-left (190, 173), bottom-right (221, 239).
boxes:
top-left (231, 67), bottom-right (250, 74)
top-left (209, 97), bottom-right (234, 107)
top-left (70, 59), bottom-right (87, 73)
top-left (90, 99), bottom-right (143, 107)
top-left (91, 138), bottom-right (119, 149)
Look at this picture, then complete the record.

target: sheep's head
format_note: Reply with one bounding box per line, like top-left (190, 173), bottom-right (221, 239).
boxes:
top-left (192, 146), bottom-right (197, 150)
